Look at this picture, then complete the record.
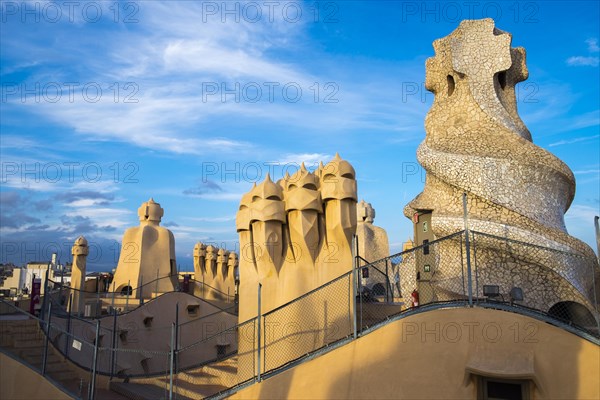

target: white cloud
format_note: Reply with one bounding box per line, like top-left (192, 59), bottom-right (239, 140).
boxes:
top-left (2, 1), bottom-right (316, 155)
top-left (3, 1), bottom-right (430, 156)
top-left (185, 192), bottom-right (246, 201)
top-left (564, 205), bottom-right (599, 255)
top-left (573, 169), bottom-right (600, 175)
top-left (566, 39), bottom-right (600, 67)
top-left (586, 38), bottom-right (600, 53)
top-left (274, 153), bottom-right (333, 166)
top-left (68, 198), bottom-right (110, 207)
top-left (549, 134), bottom-right (599, 147)
top-left (189, 216), bottom-right (236, 223)
top-left (0, 136), bottom-right (45, 150)
top-left (571, 110), bottom-right (600, 130)
top-left (566, 56), bottom-right (599, 67)
top-left (62, 207), bottom-right (133, 237)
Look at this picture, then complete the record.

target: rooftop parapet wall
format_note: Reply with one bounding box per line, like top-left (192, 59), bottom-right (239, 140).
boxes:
top-left (403, 19), bottom-right (600, 317)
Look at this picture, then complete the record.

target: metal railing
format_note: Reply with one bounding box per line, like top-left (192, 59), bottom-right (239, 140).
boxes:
top-left (44, 274), bottom-right (235, 318)
top-left (2, 227), bottom-right (599, 399)
top-left (209, 228), bottom-right (599, 398)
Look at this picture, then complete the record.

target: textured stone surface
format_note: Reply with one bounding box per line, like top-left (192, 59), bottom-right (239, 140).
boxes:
top-left (236, 154), bottom-right (357, 321)
top-left (70, 235), bottom-right (88, 314)
top-left (193, 242), bottom-right (236, 300)
top-left (112, 198), bottom-right (178, 298)
top-left (404, 19), bottom-right (599, 319)
top-left (356, 200), bottom-right (389, 264)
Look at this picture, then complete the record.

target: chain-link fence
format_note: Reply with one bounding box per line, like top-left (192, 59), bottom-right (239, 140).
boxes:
top-left (42, 289), bottom-right (240, 378)
top-left (189, 278), bottom-right (236, 303)
top-left (44, 273), bottom-right (235, 317)
top-left (471, 230), bottom-right (600, 335)
top-left (0, 299), bottom-right (87, 399)
top-left (2, 227), bottom-right (598, 399)
top-left (355, 229), bottom-right (599, 337)
top-left (356, 231), bottom-right (468, 331)
top-left (164, 317), bottom-right (257, 399)
top-left (261, 272), bottom-right (353, 375)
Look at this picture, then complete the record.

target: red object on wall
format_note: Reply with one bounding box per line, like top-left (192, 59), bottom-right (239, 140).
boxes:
top-left (29, 276), bottom-right (41, 315)
top-left (182, 274), bottom-right (191, 293)
top-left (410, 289), bottom-right (420, 307)
top-left (413, 212), bottom-right (419, 223)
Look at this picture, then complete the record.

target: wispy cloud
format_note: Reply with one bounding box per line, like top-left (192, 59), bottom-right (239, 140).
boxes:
top-left (186, 192), bottom-right (246, 201)
top-left (189, 216), bottom-right (236, 223)
top-left (573, 169), bottom-right (600, 175)
top-left (274, 153), bottom-right (333, 166)
top-left (548, 134), bottom-right (599, 147)
top-left (2, 2), bottom-right (310, 154)
top-left (567, 56), bottom-right (599, 67)
top-left (182, 178), bottom-right (246, 201)
top-left (183, 180), bottom-right (224, 195)
top-left (566, 205), bottom-right (599, 221)
top-left (566, 38), bottom-right (600, 67)
top-left (586, 38), bottom-right (600, 52)
top-left (3, 2), bottom-right (430, 157)
top-left (571, 110), bottom-right (600, 130)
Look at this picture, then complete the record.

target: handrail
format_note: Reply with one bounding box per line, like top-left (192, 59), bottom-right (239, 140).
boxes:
top-left (471, 229), bottom-right (591, 258)
top-left (5, 227), bottom-right (600, 400)
top-left (47, 273), bottom-right (179, 296)
top-left (46, 277), bottom-right (237, 318)
top-left (188, 278), bottom-right (236, 300)
top-left (47, 274), bottom-right (236, 302)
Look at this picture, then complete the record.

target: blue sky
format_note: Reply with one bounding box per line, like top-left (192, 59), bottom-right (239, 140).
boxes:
top-left (1, 0), bottom-right (599, 272)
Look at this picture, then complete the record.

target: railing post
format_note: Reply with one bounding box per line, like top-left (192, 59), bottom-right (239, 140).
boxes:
top-left (595, 216), bottom-right (600, 265)
top-left (42, 301), bottom-right (52, 376)
top-left (593, 216), bottom-right (600, 331)
top-left (351, 235), bottom-right (358, 339)
top-left (257, 283), bottom-right (262, 382)
top-left (58, 279), bottom-right (64, 310)
top-left (111, 282), bottom-right (116, 311)
top-left (41, 268), bottom-right (50, 321)
top-left (139, 276), bottom-right (144, 305)
top-left (125, 280), bottom-right (130, 311)
top-left (356, 235), bottom-right (363, 332)
top-left (65, 296), bottom-right (72, 357)
top-left (169, 322), bottom-right (175, 400)
top-left (110, 309), bottom-right (118, 379)
top-left (155, 271), bottom-right (159, 299)
top-left (385, 259), bottom-right (391, 303)
top-left (463, 193), bottom-right (473, 306)
top-left (174, 303), bottom-right (179, 371)
top-left (88, 320), bottom-right (100, 400)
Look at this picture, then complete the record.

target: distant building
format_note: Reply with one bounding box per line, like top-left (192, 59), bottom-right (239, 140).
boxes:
top-left (0, 264), bottom-right (26, 296)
